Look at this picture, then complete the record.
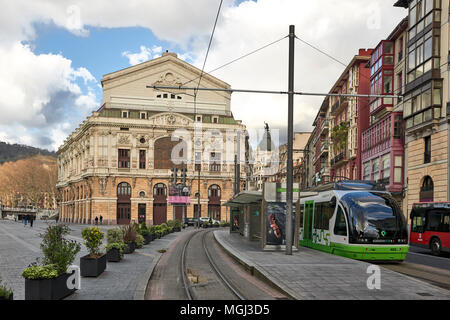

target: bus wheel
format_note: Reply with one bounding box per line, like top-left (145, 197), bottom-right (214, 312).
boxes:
top-left (430, 238), bottom-right (441, 256)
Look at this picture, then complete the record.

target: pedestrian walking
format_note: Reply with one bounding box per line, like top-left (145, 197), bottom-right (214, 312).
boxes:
top-left (100, 215), bottom-right (103, 225)
top-left (23, 215), bottom-right (27, 227)
top-left (30, 215), bottom-right (34, 228)
top-left (95, 216), bottom-right (98, 225)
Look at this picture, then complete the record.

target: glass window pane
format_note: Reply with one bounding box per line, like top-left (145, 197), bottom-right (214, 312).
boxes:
top-left (433, 87), bottom-right (441, 105)
top-left (424, 59), bottom-right (432, 73)
top-left (422, 89), bottom-right (432, 108)
top-left (424, 38), bottom-right (432, 60)
top-left (385, 42), bottom-right (393, 54)
top-left (410, 6), bottom-right (417, 27)
top-left (394, 168), bottom-right (402, 183)
top-left (426, 0), bottom-right (433, 12)
top-left (434, 107), bottom-right (441, 119)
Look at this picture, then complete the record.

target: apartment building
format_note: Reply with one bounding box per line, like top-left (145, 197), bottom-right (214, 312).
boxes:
top-left (394, 0), bottom-right (450, 215)
top-left (361, 18), bottom-right (409, 206)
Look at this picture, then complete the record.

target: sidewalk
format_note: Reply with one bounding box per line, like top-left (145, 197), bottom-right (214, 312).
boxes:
top-left (0, 220), bottom-right (187, 300)
top-left (214, 230), bottom-right (450, 300)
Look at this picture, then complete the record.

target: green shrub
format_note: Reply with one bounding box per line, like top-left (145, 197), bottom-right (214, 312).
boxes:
top-left (121, 224), bottom-right (137, 243)
top-left (39, 224), bottom-right (81, 275)
top-left (107, 228), bottom-right (123, 244)
top-left (22, 264), bottom-right (58, 280)
top-left (0, 276), bottom-right (13, 299)
top-left (81, 227), bottom-right (104, 257)
top-left (135, 234), bottom-right (145, 248)
top-left (139, 222), bottom-right (149, 236)
top-left (174, 219), bottom-right (182, 229)
top-left (105, 242), bottom-right (127, 258)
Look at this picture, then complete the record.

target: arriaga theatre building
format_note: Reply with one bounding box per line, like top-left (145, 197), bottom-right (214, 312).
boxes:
top-left (57, 52), bottom-right (246, 225)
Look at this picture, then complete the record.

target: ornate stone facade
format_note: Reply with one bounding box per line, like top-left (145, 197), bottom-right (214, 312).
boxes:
top-left (57, 52), bottom-right (247, 225)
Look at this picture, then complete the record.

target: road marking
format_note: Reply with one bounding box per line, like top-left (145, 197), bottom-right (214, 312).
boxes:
top-left (0, 223), bottom-right (40, 253)
top-left (408, 251), bottom-right (450, 262)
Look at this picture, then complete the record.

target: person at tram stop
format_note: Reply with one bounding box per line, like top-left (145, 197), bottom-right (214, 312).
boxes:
top-left (95, 216), bottom-right (99, 225)
top-left (23, 215), bottom-right (27, 227)
top-left (29, 215), bottom-right (34, 228)
top-left (100, 215), bottom-right (103, 225)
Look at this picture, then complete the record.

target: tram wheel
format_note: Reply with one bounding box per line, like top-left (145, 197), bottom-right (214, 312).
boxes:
top-left (430, 238), bottom-right (441, 256)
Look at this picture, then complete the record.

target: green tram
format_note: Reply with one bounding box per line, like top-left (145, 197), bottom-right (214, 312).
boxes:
top-left (298, 181), bottom-right (409, 261)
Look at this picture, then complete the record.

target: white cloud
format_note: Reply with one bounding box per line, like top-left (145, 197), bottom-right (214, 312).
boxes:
top-left (0, 0), bottom-right (408, 149)
top-left (0, 42), bottom-right (98, 149)
top-left (122, 45), bottom-right (163, 66)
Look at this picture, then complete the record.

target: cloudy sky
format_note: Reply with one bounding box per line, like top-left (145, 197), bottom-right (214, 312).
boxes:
top-left (0, 0), bottom-right (407, 151)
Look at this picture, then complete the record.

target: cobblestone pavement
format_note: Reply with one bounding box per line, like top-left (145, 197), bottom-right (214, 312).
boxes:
top-left (214, 230), bottom-right (450, 300)
top-left (0, 219), bottom-right (187, 300)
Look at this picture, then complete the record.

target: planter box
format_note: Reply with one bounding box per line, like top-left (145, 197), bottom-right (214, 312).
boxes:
top-left (106, 248), bottom-right (122, 262)
top-left (80, 254), bottom-right (107, 277)
top-left (143, 234), bottom-right (153, 245)
top-left (123, 242), bottom-right (136, 254)
top-left (25, 272), bottom-right (75, 300)
top-left (0, 293), bottom-right (13, 300)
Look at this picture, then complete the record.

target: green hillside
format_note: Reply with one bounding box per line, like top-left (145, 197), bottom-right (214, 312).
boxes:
top-left (0, 141), bottom-right (56, 165)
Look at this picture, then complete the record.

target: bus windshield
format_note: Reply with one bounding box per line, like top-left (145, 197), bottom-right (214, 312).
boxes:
top-left (340, 192), bottom-right (408, 244)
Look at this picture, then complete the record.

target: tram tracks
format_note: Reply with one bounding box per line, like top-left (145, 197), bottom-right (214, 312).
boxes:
top-left (181, 229), bottom-right (245, 300)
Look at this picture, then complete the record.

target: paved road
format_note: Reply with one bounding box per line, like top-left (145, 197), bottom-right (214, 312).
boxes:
top-left (215, 230), bottom-right (450, 300)
top-left (0, 219), bottom-right (186, 300)
top-left (378, 245), bottom-right (450, 291)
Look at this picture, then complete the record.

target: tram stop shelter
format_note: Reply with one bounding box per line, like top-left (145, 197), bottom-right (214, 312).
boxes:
top-left (224, 183), bottom-right (301, 251)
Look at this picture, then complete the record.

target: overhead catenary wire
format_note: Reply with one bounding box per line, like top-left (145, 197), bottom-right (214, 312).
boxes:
top-left (182, 35), bottom-right (288, 87)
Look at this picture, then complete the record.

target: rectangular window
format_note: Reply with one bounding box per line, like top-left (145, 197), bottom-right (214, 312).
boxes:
top-left (209, 152), bottom-right (221, 172)
top-left (122, 111), bottom-right (128, 118)
top-left (424, 136), bottom-right (431, 163)
top-left (118, 149), bottom-right (130, 168)
top-left (140, 112), bottom-right (147, 120)
top-left (139, 150), bottom-right (146, 169)
top-left (372, 158), bottom-right (380, 181)
top-left (381, 154), bottom-right (390, 179)
top-left (394, 156), bottom-right (402, 183)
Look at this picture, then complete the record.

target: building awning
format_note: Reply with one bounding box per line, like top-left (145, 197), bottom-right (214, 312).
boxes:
top-left (224, 191), bottom-right (262, 207)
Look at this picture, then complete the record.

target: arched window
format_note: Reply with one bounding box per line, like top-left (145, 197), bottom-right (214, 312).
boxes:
top-left (420, 176), bottom-right (434, 202)
top-left (154, 183), bottom-right (167, 196)
top-left (208, 185), bottom-right (221, 198)
top-left (117, 182), bottom-right (131, 196)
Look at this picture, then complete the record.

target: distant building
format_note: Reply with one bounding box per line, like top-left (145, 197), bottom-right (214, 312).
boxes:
top-left (275, 132), bottom-right (311, 185)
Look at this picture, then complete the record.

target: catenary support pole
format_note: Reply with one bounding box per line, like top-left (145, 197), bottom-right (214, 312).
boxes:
top-left (286, 25), bottom-right (295, 255)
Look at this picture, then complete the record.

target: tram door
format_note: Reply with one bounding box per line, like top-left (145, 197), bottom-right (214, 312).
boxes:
top-left (304, 201), bottom-right (314, 242)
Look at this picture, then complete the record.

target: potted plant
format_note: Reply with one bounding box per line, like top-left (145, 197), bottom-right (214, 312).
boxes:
top-left (121, 224), bottom-right (137, 254)
top-left (105, 242), bottom-right (126, 262)
top-left (173, 219), bottom-right (182, 232)
top-left (106, 228), bottom-right (126, 262)
top-left (22, 224), bottom-right (81, 300)
top-left (0, 276), bottom-right (13, 300)
top-left (80, 227), bottom-right (106, 277)
top-left (139, 222), bottom-right (153, 244)
top-left (149, 225), bottom-right (160, 239)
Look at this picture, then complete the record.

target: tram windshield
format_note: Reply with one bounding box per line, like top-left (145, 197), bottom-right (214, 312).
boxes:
top-left (340, 192), bottom-right (408, 244)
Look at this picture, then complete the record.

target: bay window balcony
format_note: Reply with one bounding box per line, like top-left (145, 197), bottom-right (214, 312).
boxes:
top-left (403, 80), bottom-right (442, 131)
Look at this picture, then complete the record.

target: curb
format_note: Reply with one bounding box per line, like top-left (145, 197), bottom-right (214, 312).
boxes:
top-left (133, 250), bottom-right (164, 300)
top-left (213, 231), bottom-right (298, 300)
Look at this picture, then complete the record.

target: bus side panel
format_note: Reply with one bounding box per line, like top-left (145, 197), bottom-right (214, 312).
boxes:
top-left (409, 231), bottom-right (428, 248)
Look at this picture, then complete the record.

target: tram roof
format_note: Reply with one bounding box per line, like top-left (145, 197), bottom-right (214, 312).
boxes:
top-left (308, 180), bottom-right (386, 192)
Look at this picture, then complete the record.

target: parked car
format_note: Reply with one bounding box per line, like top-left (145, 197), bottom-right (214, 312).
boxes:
top-left (199, 217), bottom-right (221, 226)
top-left (183, 217), bottom-right (198, 226)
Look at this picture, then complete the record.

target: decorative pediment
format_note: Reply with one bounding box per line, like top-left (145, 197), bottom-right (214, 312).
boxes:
top-left (148, 112), bottom-right (193, 127)
top-left (153, 72), bottom-right (183, 88)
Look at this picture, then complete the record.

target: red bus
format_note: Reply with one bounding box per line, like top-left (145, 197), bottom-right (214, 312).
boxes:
top-left (410, 202), bottom-right (450, 256)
